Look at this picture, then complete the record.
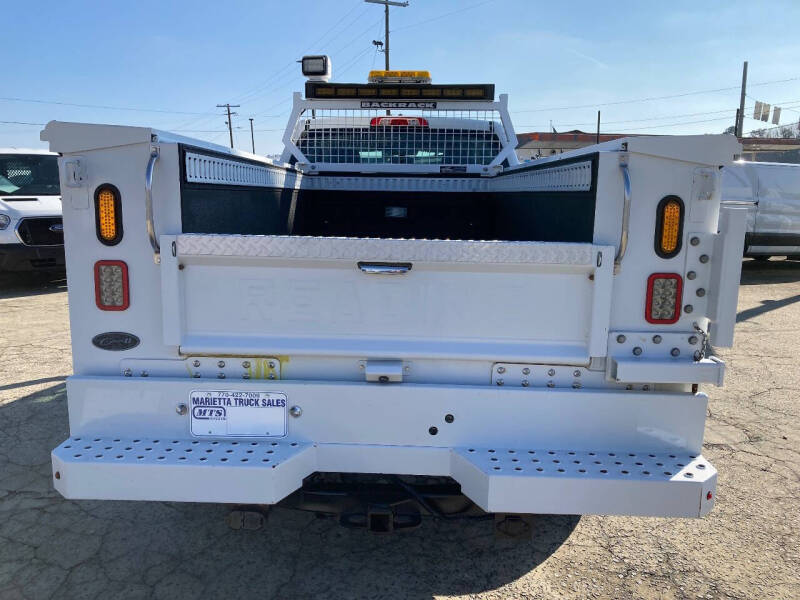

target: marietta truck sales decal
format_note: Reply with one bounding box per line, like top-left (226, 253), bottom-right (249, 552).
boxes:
top-left (360, 101), bottom-right (437, 109)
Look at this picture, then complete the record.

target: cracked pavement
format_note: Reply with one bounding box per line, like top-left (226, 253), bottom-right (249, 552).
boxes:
top-left (0, 260), bottom-right (799, 599)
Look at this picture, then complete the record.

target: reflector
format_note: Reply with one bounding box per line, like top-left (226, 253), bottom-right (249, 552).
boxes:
top-left (94, 260), bottom-right (129, 311)
top-left (645, 273), bottom-right (682, 324)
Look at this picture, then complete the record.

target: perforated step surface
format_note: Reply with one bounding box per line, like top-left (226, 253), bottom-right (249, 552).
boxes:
top-left (52, 437), bottom-right (315, 504)
top-left (451, 447), bottom-right (716, 517)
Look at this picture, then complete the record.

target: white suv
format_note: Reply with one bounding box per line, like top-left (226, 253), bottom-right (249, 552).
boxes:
top-left (0, 148), bottom-right (64, 271)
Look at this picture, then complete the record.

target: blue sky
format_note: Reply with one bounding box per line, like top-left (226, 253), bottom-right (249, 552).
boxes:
top-left (4, 0), bottom-right (800, 153)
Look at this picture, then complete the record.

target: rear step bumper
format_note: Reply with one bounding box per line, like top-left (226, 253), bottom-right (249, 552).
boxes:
top-left (52, 438), bottom-right (716, 517)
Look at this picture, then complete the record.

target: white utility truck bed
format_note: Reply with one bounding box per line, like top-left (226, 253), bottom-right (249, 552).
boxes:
top-left (42, 60), bottom-right (746, 529)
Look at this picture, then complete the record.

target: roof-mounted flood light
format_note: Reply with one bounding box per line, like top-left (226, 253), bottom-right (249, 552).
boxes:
top-left (301, 55), bottom-right (332, 82)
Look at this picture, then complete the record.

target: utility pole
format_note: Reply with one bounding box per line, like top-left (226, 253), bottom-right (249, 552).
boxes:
top-left (596, 110), bottom-right (601, 144)
top-left (249, 118), bottom-right (255, 154)
top-left (217, 103), bottom-right (240, 148)
top-left (736, 61), bottom-right (748, 137)
top-left (365, 0), bottom-right (409, 70)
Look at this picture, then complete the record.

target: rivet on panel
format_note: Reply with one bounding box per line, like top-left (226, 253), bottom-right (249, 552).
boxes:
top-left (652, 335), bottom-right (662, 344)
top-left (242, 361), bottom-right (251, 368)
top-left (522, 367), bottom-right (530, 375)
top-left (217, 360), bottom-right (225, 368)
top-left (689, 335), bottom-right (698, 345)
top-left (547, 368), bottom-right (556, 377)
top-left (123, 368), bottom-right (132, 377)
top-left (632, 347), bottom-right (643, 356)
top-left (496, 366), bottom-right (506, 374)
top-left (547, 381), bottom-right (555, 388)
top-left (573, 370), bottom-right (581, 377)
top-left (217, 373), bottom-right (226, 379)
top-left (192, 360), bottom-right (201, 367)
top-left (616, 334), bottom-right (626, 344)
top-left (699, 255), bottom-right (709, 264)
top-left (687, 271), bottom-right (697, 280)
top-left (289, 405), bottom-right (303, 418)
top-left (521, 380), bottom-right (530, 387)
top-left (684, 304), bottom-right (694, 313)
top-left (696, 288), bottom-right (706, 297)
top-left (671, 348), bottom-right (680, 357)
top-left (496, 379), bottom-right (504, 386)
top-left (690, 236), bottom-right (700, 246)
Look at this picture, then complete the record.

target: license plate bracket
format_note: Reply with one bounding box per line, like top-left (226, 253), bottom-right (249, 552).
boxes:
top-left (189, 390), bottom-right (287, 438)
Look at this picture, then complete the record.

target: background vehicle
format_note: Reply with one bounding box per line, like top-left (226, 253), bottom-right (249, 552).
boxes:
top-left (0, 148), bottom-right (64, 271)
top-left (42, 60), bottom-right (746, 531)
top-left (722, 161), bottom-right (800, 260)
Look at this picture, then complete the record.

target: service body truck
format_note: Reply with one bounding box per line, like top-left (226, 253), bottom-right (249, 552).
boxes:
top-left (0, 149), bottom-right (64, 271)
top-left (43, 59), bottom-right (746, 530)
top-left (722, 160), bottom-right (800, 259)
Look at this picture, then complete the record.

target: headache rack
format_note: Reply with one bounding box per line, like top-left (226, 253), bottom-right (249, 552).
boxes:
top-left (281, 91), bottom-right (519, 175)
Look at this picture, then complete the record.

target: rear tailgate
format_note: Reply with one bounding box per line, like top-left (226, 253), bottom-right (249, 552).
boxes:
top-left (161, 235), bottom-right (614, 364)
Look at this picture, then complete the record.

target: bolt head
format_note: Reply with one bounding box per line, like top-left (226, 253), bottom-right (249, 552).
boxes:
top-left (547, 368), bottom-right (556, 377)
top-left (444, 414), bottom-right (455, 423)
top-left (496, 379), bottom-right (504, 386)
top-left (689, 335), bottom-right (698, 345)
top-left (497, 366), bottom-right (506, 374)
top-left (217, 360), bottom-right (225, 368)
top-left (521, 379), bottom-right (530, 387)
top-left (522, 367), bottom-right (530, 375)
top-left (696, 288), bottom-right (706, 297)
top-left (684, 304), bottom-right (694, 314)
top-left (547, 381), bottom-right (555, 388)
top-left (687, 271), bottom-right (697, 280)
top-left (616, 334), bottom-right (626, 344)
top-left (140, 371), bottom-right (148, 377)
top-left (573, 370), bottom-right (581, 377)
top-left (193, 360), bottom-right (201, 367)
top-left (671, 347), bottom-right (680, 357)
top-left (242, 361), bottom-right (251, 369)
top-left (694, 350), bottom-right (702, 361)
top-left (268, 361), bottom-right (276, 369)
top-left (176, 403), bottom-right (188, 415)
top-left (123, 368), bottom-right (132, 377)
top-left (289, 405), bottom-right (303, 418)
top-left (690, 237), bottom-right (700, 246)
top-left (699, 254), bottom-right (709, 264)
top-left (632, 346), bottom-right (643, 356)
top-left (652, 335), bottom-right (662, 344)
top-left (193, 372), bottom-right (201, 378)
top-left (217, 373), bottom-right (226, 379)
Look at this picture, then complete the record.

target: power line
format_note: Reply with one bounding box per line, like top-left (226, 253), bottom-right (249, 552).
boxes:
top-left (0, 120), bottom-right (45, 126)
top-left (513, 76), bottom-right (800, 114)
top-left (391, 0), bottom-right (496, 32)
top-left (0, 96), bottom-right (215, 115)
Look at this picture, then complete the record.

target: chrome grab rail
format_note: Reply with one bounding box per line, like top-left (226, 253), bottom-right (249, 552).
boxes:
top-left (615, 155), bottom-right (631, 274)
top-left (357, 262), bottom-right (412, 275)
top-left (145, 146), bottom-right (160, 264)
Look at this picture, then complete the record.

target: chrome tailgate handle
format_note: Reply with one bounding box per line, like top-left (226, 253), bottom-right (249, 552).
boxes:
top-left (357, 262), bottom-right (412, 275)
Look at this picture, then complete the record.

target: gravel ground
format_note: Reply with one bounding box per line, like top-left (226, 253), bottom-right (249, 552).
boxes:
top-left (0, 260), bottom-right (798, 600)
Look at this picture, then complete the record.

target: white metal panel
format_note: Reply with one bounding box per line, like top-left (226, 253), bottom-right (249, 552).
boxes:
top-left (708, 207), bottom-right (747, 347)
top-left (610, 357), bottom-right (725, 386)
top-left (64, 376), bottom-right (709, 453)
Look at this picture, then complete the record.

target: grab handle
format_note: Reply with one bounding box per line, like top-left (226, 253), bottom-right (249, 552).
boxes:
top-left (615, 154), bottom-right (631, 274)
top-left (145, 146), bottom-right (160, 264)
top-left (358, 262), bottom-right (412, 275)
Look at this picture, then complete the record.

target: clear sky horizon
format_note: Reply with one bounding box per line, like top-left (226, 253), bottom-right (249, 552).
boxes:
top-left (4, 0), bottom-right (800, 154)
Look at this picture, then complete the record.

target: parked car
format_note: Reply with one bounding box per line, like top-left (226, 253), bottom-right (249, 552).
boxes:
top-left (722, 160), bottom-right (800, 260)
top-left (0, 148), bottom-right (64, 271)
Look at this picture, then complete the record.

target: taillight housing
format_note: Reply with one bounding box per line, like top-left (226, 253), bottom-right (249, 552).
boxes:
top-left (654, 195), bottom-right (683, 258)
top-left (369, 117), bottom-right (429, 127)
top-left (645, 273), bottom-right (682, 324)
top-left (94, 260), bottom-right (129, 311)
top-left (95, 184), bottom-right (123, 245)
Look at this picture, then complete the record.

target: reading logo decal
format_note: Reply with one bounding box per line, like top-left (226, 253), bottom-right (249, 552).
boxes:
top-left (360, 101), bottom-right (437, 109)
top-left (192, 406), bottom-right (226, 420)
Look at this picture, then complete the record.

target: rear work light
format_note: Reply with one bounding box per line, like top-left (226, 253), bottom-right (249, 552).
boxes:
top-left (369, 117), bottom-right (429, 127)
top-left (94, 260), bottom-right (129, 311)
top-left (645, 273), bottom-right (682, 324)
top-left (95, 184), bottom-right (123, 245)
top-left (654, 195), bottom-right (684, 258)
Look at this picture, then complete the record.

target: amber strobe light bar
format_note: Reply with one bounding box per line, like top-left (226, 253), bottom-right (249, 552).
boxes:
top-left (305, 82), bottom-right (495, 101)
